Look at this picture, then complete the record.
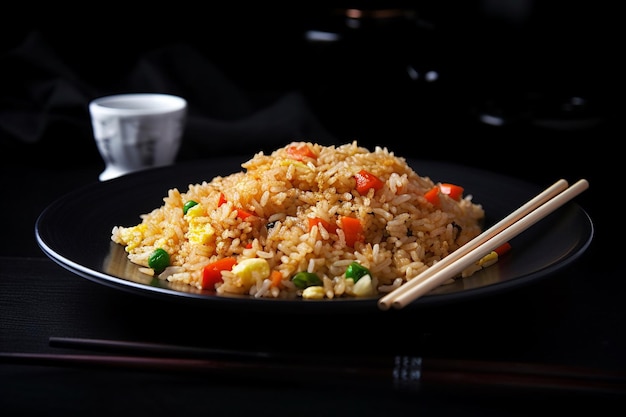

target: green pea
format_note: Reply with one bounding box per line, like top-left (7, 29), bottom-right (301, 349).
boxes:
top-left (148, 248), bottom-right (170, 274)
top-left (291, 271), bottom-right (322, 289)
top-left (183, 200), bottom-right (199, 215)
top-left (345, 262), bottom-right (370, 282)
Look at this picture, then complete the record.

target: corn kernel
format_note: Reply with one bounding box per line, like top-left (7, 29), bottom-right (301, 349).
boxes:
top-left (302, 286), bottom-right (325, 299)
top-left (478, 251), bottom-right (498, 267)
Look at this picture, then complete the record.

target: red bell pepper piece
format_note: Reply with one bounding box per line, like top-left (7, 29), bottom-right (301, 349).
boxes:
top-left (201, 257), bottom-right (237, 289)
top-left (286, 143), bottom-right (316, 161)
top-left (439, 183), bottom-right (464, 201)
top-left (354, 169), bottom-right (384, 195)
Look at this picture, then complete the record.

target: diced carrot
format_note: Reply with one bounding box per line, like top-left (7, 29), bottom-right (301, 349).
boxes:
top-left (286, 143), bottom-right (316, 161)
top-left (339, 216), bottom-right (364, 247)
top-left (202, 257), bottom-right (237, 289)
top-left (218, 193), bottom-right (254, 220)
top-left (494, 242), bottom-right (512, 257)
top-left (218, 193), bottom-right (227, 207)
top-left (236, 209), bottom-right (254, 220)
top-left (308, 217), bottom-right (337, 234)
top-left (270, 270), bottom-right (283, 287)
top-left (439, 183), bottom-right (464, 201)
top-left (424, 186), bottom-right (441, 206)
top-left (354, 170), bottom-right (384, 194)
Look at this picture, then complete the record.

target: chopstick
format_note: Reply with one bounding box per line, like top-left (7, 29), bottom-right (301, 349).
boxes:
top-left (47, 336), bottom-right (408, 369)
top-left (1, 335), bottom-right (625, 395)
top-left (378, 178), bottom-right (589, 310)
top-left (49, 336), bottom-right (272, 360)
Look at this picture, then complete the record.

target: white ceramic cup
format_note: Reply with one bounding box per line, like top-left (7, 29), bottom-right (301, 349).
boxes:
top-left (89, 93), bottom-right (187, 181)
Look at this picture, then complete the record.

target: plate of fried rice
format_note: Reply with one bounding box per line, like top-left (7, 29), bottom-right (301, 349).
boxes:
top-left (36, 141), bottom-right (593, 312)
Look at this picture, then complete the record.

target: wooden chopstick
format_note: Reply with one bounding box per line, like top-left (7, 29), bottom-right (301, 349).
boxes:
top-left (48, 336), bottom-right (619, 385)
top-left (2, 352), bottom-right (622, 394)
top-left (4, 352), bottom-right (625, 394)
top-left (2, 334), bottom-right (625, 394)
top-left (49, 336), bottom-right (272, 360)
top-left (378, 178), bottom-right (589, 310)
top-left (47, 336), bottom-right (619, 382)
top-left (0, 351), bottom-right (402, 390)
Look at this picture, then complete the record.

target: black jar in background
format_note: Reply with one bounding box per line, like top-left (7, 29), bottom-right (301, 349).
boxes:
top-left (297, 2), bottom-right (614, 168)
top-left (300, 6), bottom-right (450, 154)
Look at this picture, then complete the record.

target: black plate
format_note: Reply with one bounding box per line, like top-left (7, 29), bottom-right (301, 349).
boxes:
top-left (35, 157), bottom-right (594, 313)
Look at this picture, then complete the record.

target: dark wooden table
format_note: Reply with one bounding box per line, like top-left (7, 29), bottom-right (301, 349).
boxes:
top-left (1, 128), bottom-right (625, 414)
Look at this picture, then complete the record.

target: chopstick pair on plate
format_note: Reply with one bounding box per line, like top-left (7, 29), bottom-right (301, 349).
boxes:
top-left (378, 178), bottom-right (590, 311)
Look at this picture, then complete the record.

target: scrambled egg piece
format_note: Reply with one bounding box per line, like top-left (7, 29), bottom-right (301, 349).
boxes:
top-left (117, 224), bottom-right (147, 252)
top-left (231, 258), bottom-right (270, 288)
top-left (184, 204), bottom-right (215, 245)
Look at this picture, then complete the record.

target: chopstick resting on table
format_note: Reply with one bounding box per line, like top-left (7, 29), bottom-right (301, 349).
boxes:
top-left (378, 178), bottom-right (589, 311)
top-left (1, 335), bottom-right (625, 395)
top-left (49, 336), bottom-right (272, 360)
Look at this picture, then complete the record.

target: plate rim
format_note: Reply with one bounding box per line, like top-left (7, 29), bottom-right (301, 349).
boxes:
top-left (35, 157), bottom-right (595, 313)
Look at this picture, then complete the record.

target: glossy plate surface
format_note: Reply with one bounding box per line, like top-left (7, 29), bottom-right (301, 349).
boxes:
top-left (36, 157), bottom-right (594, 313)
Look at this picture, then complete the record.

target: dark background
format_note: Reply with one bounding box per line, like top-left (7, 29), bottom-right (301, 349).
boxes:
top-left (1, 1), bottom-right (620, 253)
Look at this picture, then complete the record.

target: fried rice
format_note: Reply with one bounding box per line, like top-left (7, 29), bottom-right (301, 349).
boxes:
top-left (111, 141), bottom-right (485, 299)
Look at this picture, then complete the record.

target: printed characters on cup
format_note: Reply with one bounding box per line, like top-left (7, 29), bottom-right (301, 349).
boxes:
top-left (89, 94), bottom-right (187, 181)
